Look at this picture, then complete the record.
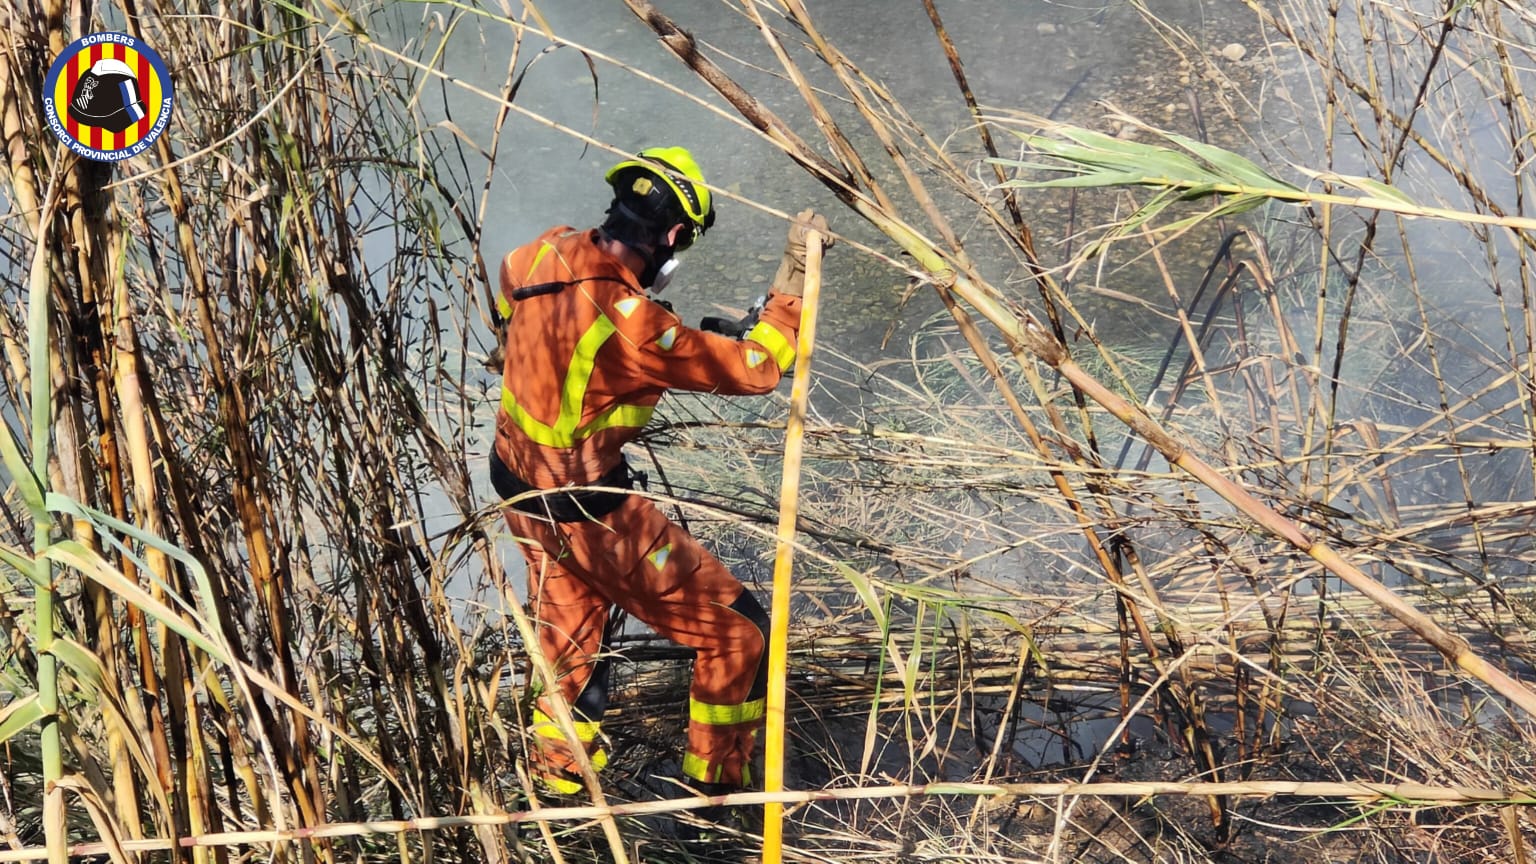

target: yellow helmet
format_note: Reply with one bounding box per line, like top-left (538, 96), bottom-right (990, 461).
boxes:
top-left (605, 146), bottom-right (716, 249)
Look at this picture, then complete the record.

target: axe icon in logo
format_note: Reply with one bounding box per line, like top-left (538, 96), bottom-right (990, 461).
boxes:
top-left (68, 58), bottom-right (147, 134)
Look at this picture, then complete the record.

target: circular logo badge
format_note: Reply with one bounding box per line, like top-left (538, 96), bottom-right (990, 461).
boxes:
top-left (42, 32), bottom-right (174, 162)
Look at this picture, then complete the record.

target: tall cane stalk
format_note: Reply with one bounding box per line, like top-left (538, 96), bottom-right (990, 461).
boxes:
top-left (25, 174), bottom-right (64, 864)
top-left (764, 231), bottom-right (825, 863)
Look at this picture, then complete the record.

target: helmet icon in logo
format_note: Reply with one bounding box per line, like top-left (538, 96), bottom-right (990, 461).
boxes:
top-left (69, 58), bottom-right (147, 134)
top-left (42, 31), bottom-right (174, 162)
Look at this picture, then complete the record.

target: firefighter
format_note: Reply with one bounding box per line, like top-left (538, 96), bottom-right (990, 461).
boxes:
top-left (489, 145), bottom-right (830, 805)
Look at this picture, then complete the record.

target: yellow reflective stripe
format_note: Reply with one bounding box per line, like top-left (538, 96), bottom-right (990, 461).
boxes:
top-left (501, 388), bottom-right (653, 447)
top-left (531, 709), bottom-right (602, 742)
top-left (525, 242), bottom-right (555, 280)
top-left (681, 752), bottom-right (721, 784)
top-left (496, 294), bottom-right (513, 320)
top-left (591, 748), bottom-right (609, 771)
top-left (501, 387), bottom-right (564, 447)
top-left (574, 402), bottom-right (654, 440)
top-left (541, 774), bottom-right (583, 795)
top-left (501, 313), bottom-right (654, 447)
top-left (560, 315), bottom-right (617, 437)
top-left (746, 320), bottom-right (795, 372)
top-left (689, 697), bottom-right (765, 726)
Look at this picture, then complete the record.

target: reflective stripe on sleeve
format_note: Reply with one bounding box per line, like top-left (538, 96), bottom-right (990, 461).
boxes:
top-left (746, 320), bottom-right (795, 372)
top-left (689, 697), bottom-right (766, 726)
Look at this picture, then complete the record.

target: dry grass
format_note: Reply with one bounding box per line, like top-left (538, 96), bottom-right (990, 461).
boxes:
top-left (2, 1), bottom-right (1535, 863)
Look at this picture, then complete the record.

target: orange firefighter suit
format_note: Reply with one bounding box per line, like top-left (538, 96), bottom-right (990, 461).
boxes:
top-left (492, 225), bottom-right (800, 792)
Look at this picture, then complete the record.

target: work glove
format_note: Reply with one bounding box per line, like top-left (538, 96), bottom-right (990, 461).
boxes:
top-left (769, 209), bottom-right (833, 298)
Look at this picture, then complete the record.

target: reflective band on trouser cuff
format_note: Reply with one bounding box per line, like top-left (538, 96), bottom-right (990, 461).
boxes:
top-left (533, 746), bottom-right (608, 785)
top-left (532, 709), bottom-right (603, 743)
top-left (746, 320), bottom-right (796, 372)
top-left (540, 774), bottom-right (584, 795)
top-left (689, 697), bottom-right (766, 726)
top-left (681, 751), bottom-right (722, 784)
top-left (531, 706), bottom-right (609, 794)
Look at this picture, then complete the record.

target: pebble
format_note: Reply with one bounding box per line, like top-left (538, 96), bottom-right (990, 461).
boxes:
top-left (1220, 42), bottom-right (1247, 62)
top-left (1037, 22), bottom-right (1057, 36)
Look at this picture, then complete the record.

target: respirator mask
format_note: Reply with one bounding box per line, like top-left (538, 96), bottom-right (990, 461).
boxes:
top-left (649, 258), bottom-right (680, 294)
top-left (642, 244), bottom-right (680, 293)
top-left (643, 220), bottom-right (698, 293)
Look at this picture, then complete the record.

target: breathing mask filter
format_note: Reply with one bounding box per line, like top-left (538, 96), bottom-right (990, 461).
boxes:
top-left (649, 257), bottom-right (680, 293)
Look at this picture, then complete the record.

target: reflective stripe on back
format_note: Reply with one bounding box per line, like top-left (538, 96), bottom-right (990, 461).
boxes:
top-left (500, 312), bottom-right (655, 448)
top-left (575, 403), bottom-right (654, 440)
top-left (525, 242), bottom-right (555, 280)
top-left (562, 315), bottom-right (617, 429)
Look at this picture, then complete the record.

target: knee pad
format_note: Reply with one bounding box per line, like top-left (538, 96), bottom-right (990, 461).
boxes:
top-left (571, 657), bottom-right (611, 722)
top-left (728, 590), bottom-right (771, 701)
top-left (728, 589), bottom-right (770, 642)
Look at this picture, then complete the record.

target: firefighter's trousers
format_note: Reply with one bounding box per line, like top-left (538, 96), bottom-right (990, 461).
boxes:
top-left (504, 493), bottom-right (769, 792)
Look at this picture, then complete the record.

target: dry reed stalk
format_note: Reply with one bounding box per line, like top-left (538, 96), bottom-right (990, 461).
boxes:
top-left (0, 777), bottom-right (1527, 862)
top-left (1237, 0), bottom-right (1536, 251)
top-left (763, 230), bottom-right (824, 861)
top-left (907, 10), bottom-right (1246, 812)
top-left (504, 556), bottom-right (630, 864)
top-left (620, 0), bottom-right (1536, 720)
top-left (814, 2), bottom-right (1230, 791)
top-left (2, 6), bottom-right (534, 861)
top-left (5, 2), bottom-right (1533, 862)
top-left (123, 2), bottom-right (324, 846)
